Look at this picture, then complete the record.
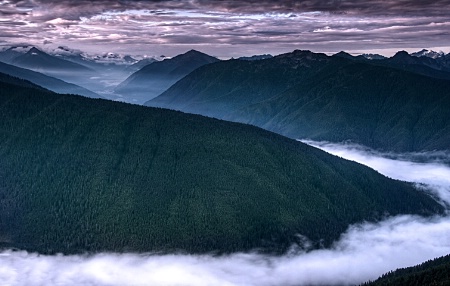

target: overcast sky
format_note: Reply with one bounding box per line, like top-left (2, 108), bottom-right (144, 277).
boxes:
top-left (1, 0), bottom-right (450, 58)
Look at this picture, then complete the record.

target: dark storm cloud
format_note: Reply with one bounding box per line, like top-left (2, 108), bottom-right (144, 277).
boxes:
top-left (189, 0), bottom-right (450, 17)
top-left (0, 20), bottom-right (27, 25)
top-left (1, 0), bottom-right (450, 57)
top-left (4, 0), bottom-right (450, 18)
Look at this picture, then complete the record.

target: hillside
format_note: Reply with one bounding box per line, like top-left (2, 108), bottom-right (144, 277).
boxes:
top-left (0, 78), bottom-right (443, 255)
top-left (115, 50), bottom-right (219, 104)
top-left (8, 47), bottom-right (99, 89)
top-left (335, 50), bottom-right (450, 80)
top-left (0, 61), bottom-right (101, 98)
top-left (146, 50), bottom-right (335, 117)
top-left (146, 51), bottom-right (450, 152)
top-left (363, 254), bottom-right (450, 286)
top-left (11, 47), bottom-right (93, 74)
top-left (234, 62), bottom-right (450, 152)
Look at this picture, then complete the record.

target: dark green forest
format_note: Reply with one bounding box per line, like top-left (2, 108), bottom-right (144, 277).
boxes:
top-left (147, 51), bottom-right (450, 153)
top-left (0, 74), bottom-right (443, 254)
top-left (363, 254), bottom-right (450, 286)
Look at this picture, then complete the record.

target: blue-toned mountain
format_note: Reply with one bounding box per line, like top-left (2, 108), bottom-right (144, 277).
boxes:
top-left (147, 50), bottom-right (450, 153)
top-left (115, 50), bottom-right (219, 104)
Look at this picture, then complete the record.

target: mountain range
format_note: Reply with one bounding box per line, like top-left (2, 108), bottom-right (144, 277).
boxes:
top-left (0, 45), bottom-right (143, 68)
top-left (336, 50), bottom-right (450, 80)
top-left (0, 72), bottom-right (442, 255)
top-left (0, 61), bottom-right (101, 98)
top-left (114, 49), bottom-right (219, 104)
top-left (0, 46), bottom-right (150, 97)
top-left (1, 45), bottom-right (449, 283)
top-left (9, 47), bottom-right (94, 79)
top-left (146, 50), bottom-right (450, 153)
top-left (1, 46), bottom-right (449, 152)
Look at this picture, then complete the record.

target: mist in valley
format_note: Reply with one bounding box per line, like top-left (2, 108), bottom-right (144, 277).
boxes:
top-left (1, 141), bottom-right (449, 286)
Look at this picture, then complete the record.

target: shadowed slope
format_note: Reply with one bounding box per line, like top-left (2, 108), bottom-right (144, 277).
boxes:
top-left (0, 77), bottom-right (443, 254)
top-left (147, 51), bottom-right (450, 152)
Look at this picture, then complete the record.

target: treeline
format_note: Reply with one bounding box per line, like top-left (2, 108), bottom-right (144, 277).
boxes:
top-left (0, 76), bottom-right (444, 254)
top-left (362, 254), bottom-right (450, 286)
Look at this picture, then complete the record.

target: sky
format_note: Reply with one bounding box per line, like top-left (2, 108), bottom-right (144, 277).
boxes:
top-left (1, 0), bottom-right (450, 58)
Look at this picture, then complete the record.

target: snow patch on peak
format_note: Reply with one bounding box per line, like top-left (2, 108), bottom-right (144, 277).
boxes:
top-left (411, 49), bottom-right (445, 59)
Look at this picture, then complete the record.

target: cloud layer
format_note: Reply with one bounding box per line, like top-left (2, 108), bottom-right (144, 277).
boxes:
top-left (1, 141), bottom-right (450, 286)
top-left (1, 0), bottom-right (449, 57)
top-left (1, 216), bottom-right (450, 286)
top-left (302, 140), bottom-right (450, 206)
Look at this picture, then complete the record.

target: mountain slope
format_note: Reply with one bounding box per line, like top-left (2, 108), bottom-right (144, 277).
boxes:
top-left (0, 46), bottom-right (28, 63)
top-left (115, 49), bottom-right (219, 104)
top-left (363, 254), bottom-right (450, 286)
top-left (411, 49), bottom-right (445, 59)
top-left (233, 62), bottom-right (450, 152)
top-left (12, 47), bottom-right (93, 73)
top-left (147, 51), bottom-right (450, 152)
top-left (0, 61), bottom-right (101, 98)
top-left (10, 47), bottom-right (98, 88)
top-left (379, 51), bottom-right (450, 79)
top-left (147, 50), bottom-right (335, 117)
top-left (334, 50), bottom-right (450, 80)
top-left (0, 78), bottom-right (443, 254)
top-left (124, 57), bottom-right (159, 74)
top-left (0, 72), bottom-right (49, 91)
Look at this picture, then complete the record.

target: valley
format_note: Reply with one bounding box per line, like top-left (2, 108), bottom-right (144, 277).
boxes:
top-left (0, 45), bottom-right (449, 285)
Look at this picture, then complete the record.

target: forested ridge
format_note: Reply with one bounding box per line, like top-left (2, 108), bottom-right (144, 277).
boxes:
top-left (147, 50), bottom-right (450, 153)
top-left (363, 254), bottom-right (450, 286)
top-left (0, 74), bottom-right (443, 254)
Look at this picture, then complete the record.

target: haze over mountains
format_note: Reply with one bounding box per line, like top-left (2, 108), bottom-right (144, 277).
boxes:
top-left (0, 61), bottom-right (101, 98)
top-left (146, 49), bottom-right (450, 153)
top-left (114, 50), bottom-right (219, 104)
top-left (1, 45), bottom-right (449, 153)
top-left (0, 46), bottom-right (158, 100)
top-left (1, 44), bottom-right (450, 285)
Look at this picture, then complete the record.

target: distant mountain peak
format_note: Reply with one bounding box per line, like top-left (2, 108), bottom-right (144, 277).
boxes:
top-left (28, 47), bottom-right (42, 53)
top-left (393, 50), bottom-right (409, 57)
top-left (182, 49), bottom-right (212, 58)
top-left (123, 55), bottom-right (137, 63)
top-left (238, 54), bottom-right (273, 61)
top-left (389, 51), bottom-right (423, 65)
top-left (276, 50), bottom-right (328, 64)
top-left (26, 47), bottom-right (50, 57)
top-left (186, 49), bottom-right (202, 54)
top-left (115, 49), bottom-right (219, 104)
top-left (411, 49), bottom-right (445, 59)
top-left (333, 51), bottom-right (354, 59)
top-left (391, 50), bottom-right (414, 61)
top-left (361, 53), bottom-right (386, 60)
top-left (168, 50), bottom-right (218, 63)
top-left (292, 49), bottom-right (314, 56)
top-left (7, 45), bottom-right (33, 52)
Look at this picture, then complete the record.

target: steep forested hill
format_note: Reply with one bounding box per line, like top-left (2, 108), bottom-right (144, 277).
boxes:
top-left (146, 50), bottom-right (450, 152)
top-left (363, 254), bottom-right (450, 286)
top-left (0, 76), bottom-right (443, 254)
